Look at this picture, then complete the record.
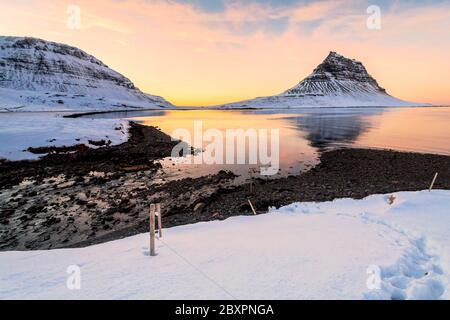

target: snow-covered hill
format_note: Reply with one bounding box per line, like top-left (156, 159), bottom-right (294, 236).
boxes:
top-left (219, 52), bottom-right (428, 109)
top-left (0, 36), bottom-right (172, 112)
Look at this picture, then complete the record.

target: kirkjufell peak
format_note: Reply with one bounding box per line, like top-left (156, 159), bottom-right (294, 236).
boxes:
top-left (282, 51), bottom-right (387, 97)
top-left (220, 51), bottom-right (426, 108)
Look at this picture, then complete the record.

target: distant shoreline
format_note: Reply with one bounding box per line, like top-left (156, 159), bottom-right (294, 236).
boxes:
top-left (1, 104), bottom-right (445, 118)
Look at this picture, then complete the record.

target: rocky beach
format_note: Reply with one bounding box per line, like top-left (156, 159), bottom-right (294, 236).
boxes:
top-left (1, 121), bottom-right (449, 251)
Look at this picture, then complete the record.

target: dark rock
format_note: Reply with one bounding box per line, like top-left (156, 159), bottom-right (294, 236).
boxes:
top-left (86, 202), bottom-right (97, 209)
top-left (44, 216), bottom-right (61, 226)
top-left (25, 205), bottom-right (44, 215)
top-left (76, 199), bottom-right (87, 206)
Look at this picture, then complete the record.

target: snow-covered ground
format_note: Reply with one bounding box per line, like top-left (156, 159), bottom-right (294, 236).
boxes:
top-left (0, 87), bottom-right (171, 113)
top-left (0, 112), bottom-right (129, 160)
top-left (0, 190), bottom-right (448, 300)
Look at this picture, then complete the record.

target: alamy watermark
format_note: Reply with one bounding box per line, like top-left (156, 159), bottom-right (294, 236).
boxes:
top-left (366, 265), bottom-right (382, 290)
top-left (67, 5), bottom-right (82, 30)
top-left (367, 5), bottom-right (382, 30)
top-left (66, 265), bottom-right (81, 290)
top-left (171, 121), bottom-right (280, 176)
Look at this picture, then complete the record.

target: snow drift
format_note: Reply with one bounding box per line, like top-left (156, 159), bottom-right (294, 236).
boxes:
top-left (220, 52), bottom-right (428, 109)
top-left (0, 36), bottom-right (172, 112)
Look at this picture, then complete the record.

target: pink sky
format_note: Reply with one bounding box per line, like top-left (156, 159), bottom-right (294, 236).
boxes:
top-left (1, 0), bottom-right (449, 106)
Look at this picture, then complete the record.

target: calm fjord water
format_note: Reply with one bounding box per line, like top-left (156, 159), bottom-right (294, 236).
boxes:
top-left (88, 107), bottom-right (450, 178)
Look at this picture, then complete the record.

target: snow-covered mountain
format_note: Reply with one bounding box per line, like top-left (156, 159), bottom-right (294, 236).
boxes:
top-left (219, 52), bottom-right (427, 109)
top-left (0, 36), bottom-right (172, 112)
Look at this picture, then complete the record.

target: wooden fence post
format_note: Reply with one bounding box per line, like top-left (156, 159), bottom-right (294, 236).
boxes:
top-left (248, 200), bottom-right (257, 215)
top-left (157, 203), bottom-right (162, 239)
top-left (150, 204), bottom-right (156, 256)
top-left (388, 195), bottom-right (396, 205)
top-left (429, 173), bottom-right (438, 192)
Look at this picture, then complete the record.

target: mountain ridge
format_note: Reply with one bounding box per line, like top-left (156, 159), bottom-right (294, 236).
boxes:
top-left (0, 36), bottom-right (172, 112)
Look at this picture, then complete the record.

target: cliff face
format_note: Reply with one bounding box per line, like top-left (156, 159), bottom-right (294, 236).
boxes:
top-left (283, 52), bottom-right (387, 97)
top-left (0, 36), bottom-right (171, 111)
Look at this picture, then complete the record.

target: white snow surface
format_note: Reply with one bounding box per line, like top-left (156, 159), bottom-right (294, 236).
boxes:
top-left (0, 112), bottom-right (129, 160)
top-left (0, 190), bottom-right (448, 300)
top-left (0, 36), bottom-right (172, 112)
top-left (0, 87), bottom-right (170, 112)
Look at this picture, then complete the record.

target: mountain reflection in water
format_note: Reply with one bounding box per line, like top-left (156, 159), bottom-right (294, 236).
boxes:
top-left (85, 107), bottom-right (450, 179)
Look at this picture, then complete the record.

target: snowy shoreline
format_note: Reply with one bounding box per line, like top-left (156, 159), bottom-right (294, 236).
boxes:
top-left (0, 190), bottom-right (448, 300)
top-left (0, 112), bottom-right (130, 161)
